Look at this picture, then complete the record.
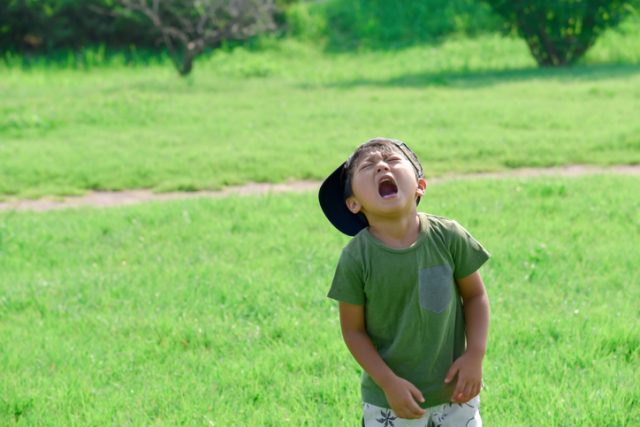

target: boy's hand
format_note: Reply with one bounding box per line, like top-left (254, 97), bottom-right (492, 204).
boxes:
top-left (381, 376), bottom-right (426, 419)
top-left (444, 351), bottom-right (483, 403)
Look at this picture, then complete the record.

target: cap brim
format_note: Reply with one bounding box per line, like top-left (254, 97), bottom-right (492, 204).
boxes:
top-left (318, 163), bottom-right (368, 236)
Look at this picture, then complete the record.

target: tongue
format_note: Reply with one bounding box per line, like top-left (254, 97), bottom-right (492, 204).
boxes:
top-left (379, 181), bottom-right (397, 197)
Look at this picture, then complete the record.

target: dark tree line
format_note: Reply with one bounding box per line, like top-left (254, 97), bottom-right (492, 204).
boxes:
top-left (1, 0), bottom-right (637, 73)
top-left (0, 0), bottom-right (279, 75)
top-left (0, 0), bottom-right (157, 52)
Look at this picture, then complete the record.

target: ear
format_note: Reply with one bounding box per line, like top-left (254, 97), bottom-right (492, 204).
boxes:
top-left (345, 197), bottom-right (362, 214)
top-left (416, 178), bottom-right (427, 197)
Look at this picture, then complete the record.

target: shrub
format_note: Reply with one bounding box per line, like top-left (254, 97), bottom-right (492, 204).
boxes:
top-left (0, 0), bottom-right (156, 53)
top-left (483, 0), bottom-right (637, 66)
top-left (318, 0), bottom-right (502, 50)
top-left (0, 0), bottom-right (287, 57)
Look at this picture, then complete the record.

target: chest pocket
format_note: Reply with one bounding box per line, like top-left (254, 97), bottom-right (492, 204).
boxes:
top-left (418, 265), bottom-right (453, 313)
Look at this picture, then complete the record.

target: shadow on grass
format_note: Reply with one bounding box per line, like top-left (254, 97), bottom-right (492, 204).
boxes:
top-left (1, 46), bottom-right (172, 70)
top-left (320, 63), bottom-right (640, 90)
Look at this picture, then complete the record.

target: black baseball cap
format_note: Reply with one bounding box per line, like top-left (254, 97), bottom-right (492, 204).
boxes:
top-left (318, 138), bottom-right (423, 236)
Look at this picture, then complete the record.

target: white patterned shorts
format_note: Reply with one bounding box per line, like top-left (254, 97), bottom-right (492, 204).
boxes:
top-left (362, 396), bottom-right (481, 427)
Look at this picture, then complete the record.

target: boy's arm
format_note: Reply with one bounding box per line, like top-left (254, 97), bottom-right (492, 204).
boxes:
top-left (445, 270), bottom-right (489, 403)
top-left (339, 302), bottom-right (427, 419)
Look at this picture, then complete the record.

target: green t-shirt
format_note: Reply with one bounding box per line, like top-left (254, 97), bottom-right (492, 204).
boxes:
top-left (328, 213), bottom-right (490, 408)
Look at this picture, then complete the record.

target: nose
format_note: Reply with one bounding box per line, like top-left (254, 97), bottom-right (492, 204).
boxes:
top-left (376, 161), bottom-right (390, 174)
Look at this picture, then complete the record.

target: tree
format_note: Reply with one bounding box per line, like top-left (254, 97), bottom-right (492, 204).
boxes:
top-left (118, 0), bottom-right (277, 75)
top-left (482, 0), bottom-right (634, 66)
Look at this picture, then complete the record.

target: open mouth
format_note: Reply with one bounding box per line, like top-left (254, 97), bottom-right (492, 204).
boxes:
top-left (378, 178), bottom-right (398, 199)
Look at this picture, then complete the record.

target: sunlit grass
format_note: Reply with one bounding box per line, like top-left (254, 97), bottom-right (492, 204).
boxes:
top-left (1, 25), bottom-right (639, 199)
top-left (1, 175), bottom-right (638, 425)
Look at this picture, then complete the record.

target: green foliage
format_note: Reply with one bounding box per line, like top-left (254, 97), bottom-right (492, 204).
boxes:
top-left (0, 0), bottom-right (505, 54)
top-left (316, 0), bottom-right (502, 49)
top-left (483, 0), bottom-right (637, 66)
top-left (117, 0), bottom-right (278, 76)
top-left (0, 0), bottom-right (157, 53)
top-left (0, 0), bottom-right (288, 55)
top-left (284, 1), bottom-right (327, 42)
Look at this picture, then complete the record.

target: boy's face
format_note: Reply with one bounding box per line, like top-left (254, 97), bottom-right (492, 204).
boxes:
top-left (345, 148), bottom-right (426, 220)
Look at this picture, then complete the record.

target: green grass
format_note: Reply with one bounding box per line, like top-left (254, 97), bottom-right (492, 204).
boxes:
top-left (1, 24), bottom-right (640, 199)
top-left (1, 12), bottom-right (638, 426)
top-left (1, 175), bottom-right (638, 425)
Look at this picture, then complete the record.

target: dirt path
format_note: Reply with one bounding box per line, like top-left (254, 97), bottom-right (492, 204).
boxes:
top-left (1, 165), bottom-right (638, 212)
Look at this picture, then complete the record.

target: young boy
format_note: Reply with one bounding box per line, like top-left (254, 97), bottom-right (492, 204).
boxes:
top-left (319, 138), bottom-right (490, 426)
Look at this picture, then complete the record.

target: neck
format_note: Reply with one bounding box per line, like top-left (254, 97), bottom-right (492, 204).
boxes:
top-left (367, 212), bottom-right (421, 249)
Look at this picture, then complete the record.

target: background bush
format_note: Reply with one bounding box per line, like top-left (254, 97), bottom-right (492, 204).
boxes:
top-left (1, 0), bottom-right (638, 58)
top-left (0, 0), bottom-right (290, 54)
top-left (0, 0), bottom-right (158, 53)
top-left (483, 0), bottom-right (638, 66)
top-left (0, 0), bottom-right (504, 53)
top-left (315, 0), bottom-right (503, 49)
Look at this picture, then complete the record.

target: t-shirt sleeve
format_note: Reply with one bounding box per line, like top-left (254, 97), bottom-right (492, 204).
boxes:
top-left (327, 249), bottom-right (365, 305)
top-left (448, 220), bottom-right (491, 280)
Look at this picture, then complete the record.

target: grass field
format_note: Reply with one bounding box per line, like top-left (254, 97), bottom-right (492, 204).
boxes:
top-left (1, 24), bottom-right (640, 199)
top-left (1, 175), bottom-right (638, 426)
top-left (1, 14), bottom-right (639, 426)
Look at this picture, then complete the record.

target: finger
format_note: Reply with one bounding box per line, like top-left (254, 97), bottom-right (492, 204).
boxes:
top-left (463, 382), bottom-right (474, 400)
top-left (400, 410), bottom-right (421, 420)
top-left (453, 376), bottom-right (466, 400)
top-left (402, 394), bottom-right (426, 418)
top-left (403, 412), bottom-right (423, 420)
top-left (408, 383), bottom-right (426, 404)
top-left (406, 399), bottom-right (426, 417)
top-left (444, 361), bottom-right (459, 384)
top-left (395, 405), bottom-right (420, 420)
top-left (391, 405), bottom-right (405, 419)
top-left (472, 383), bottom-right (481, 398)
